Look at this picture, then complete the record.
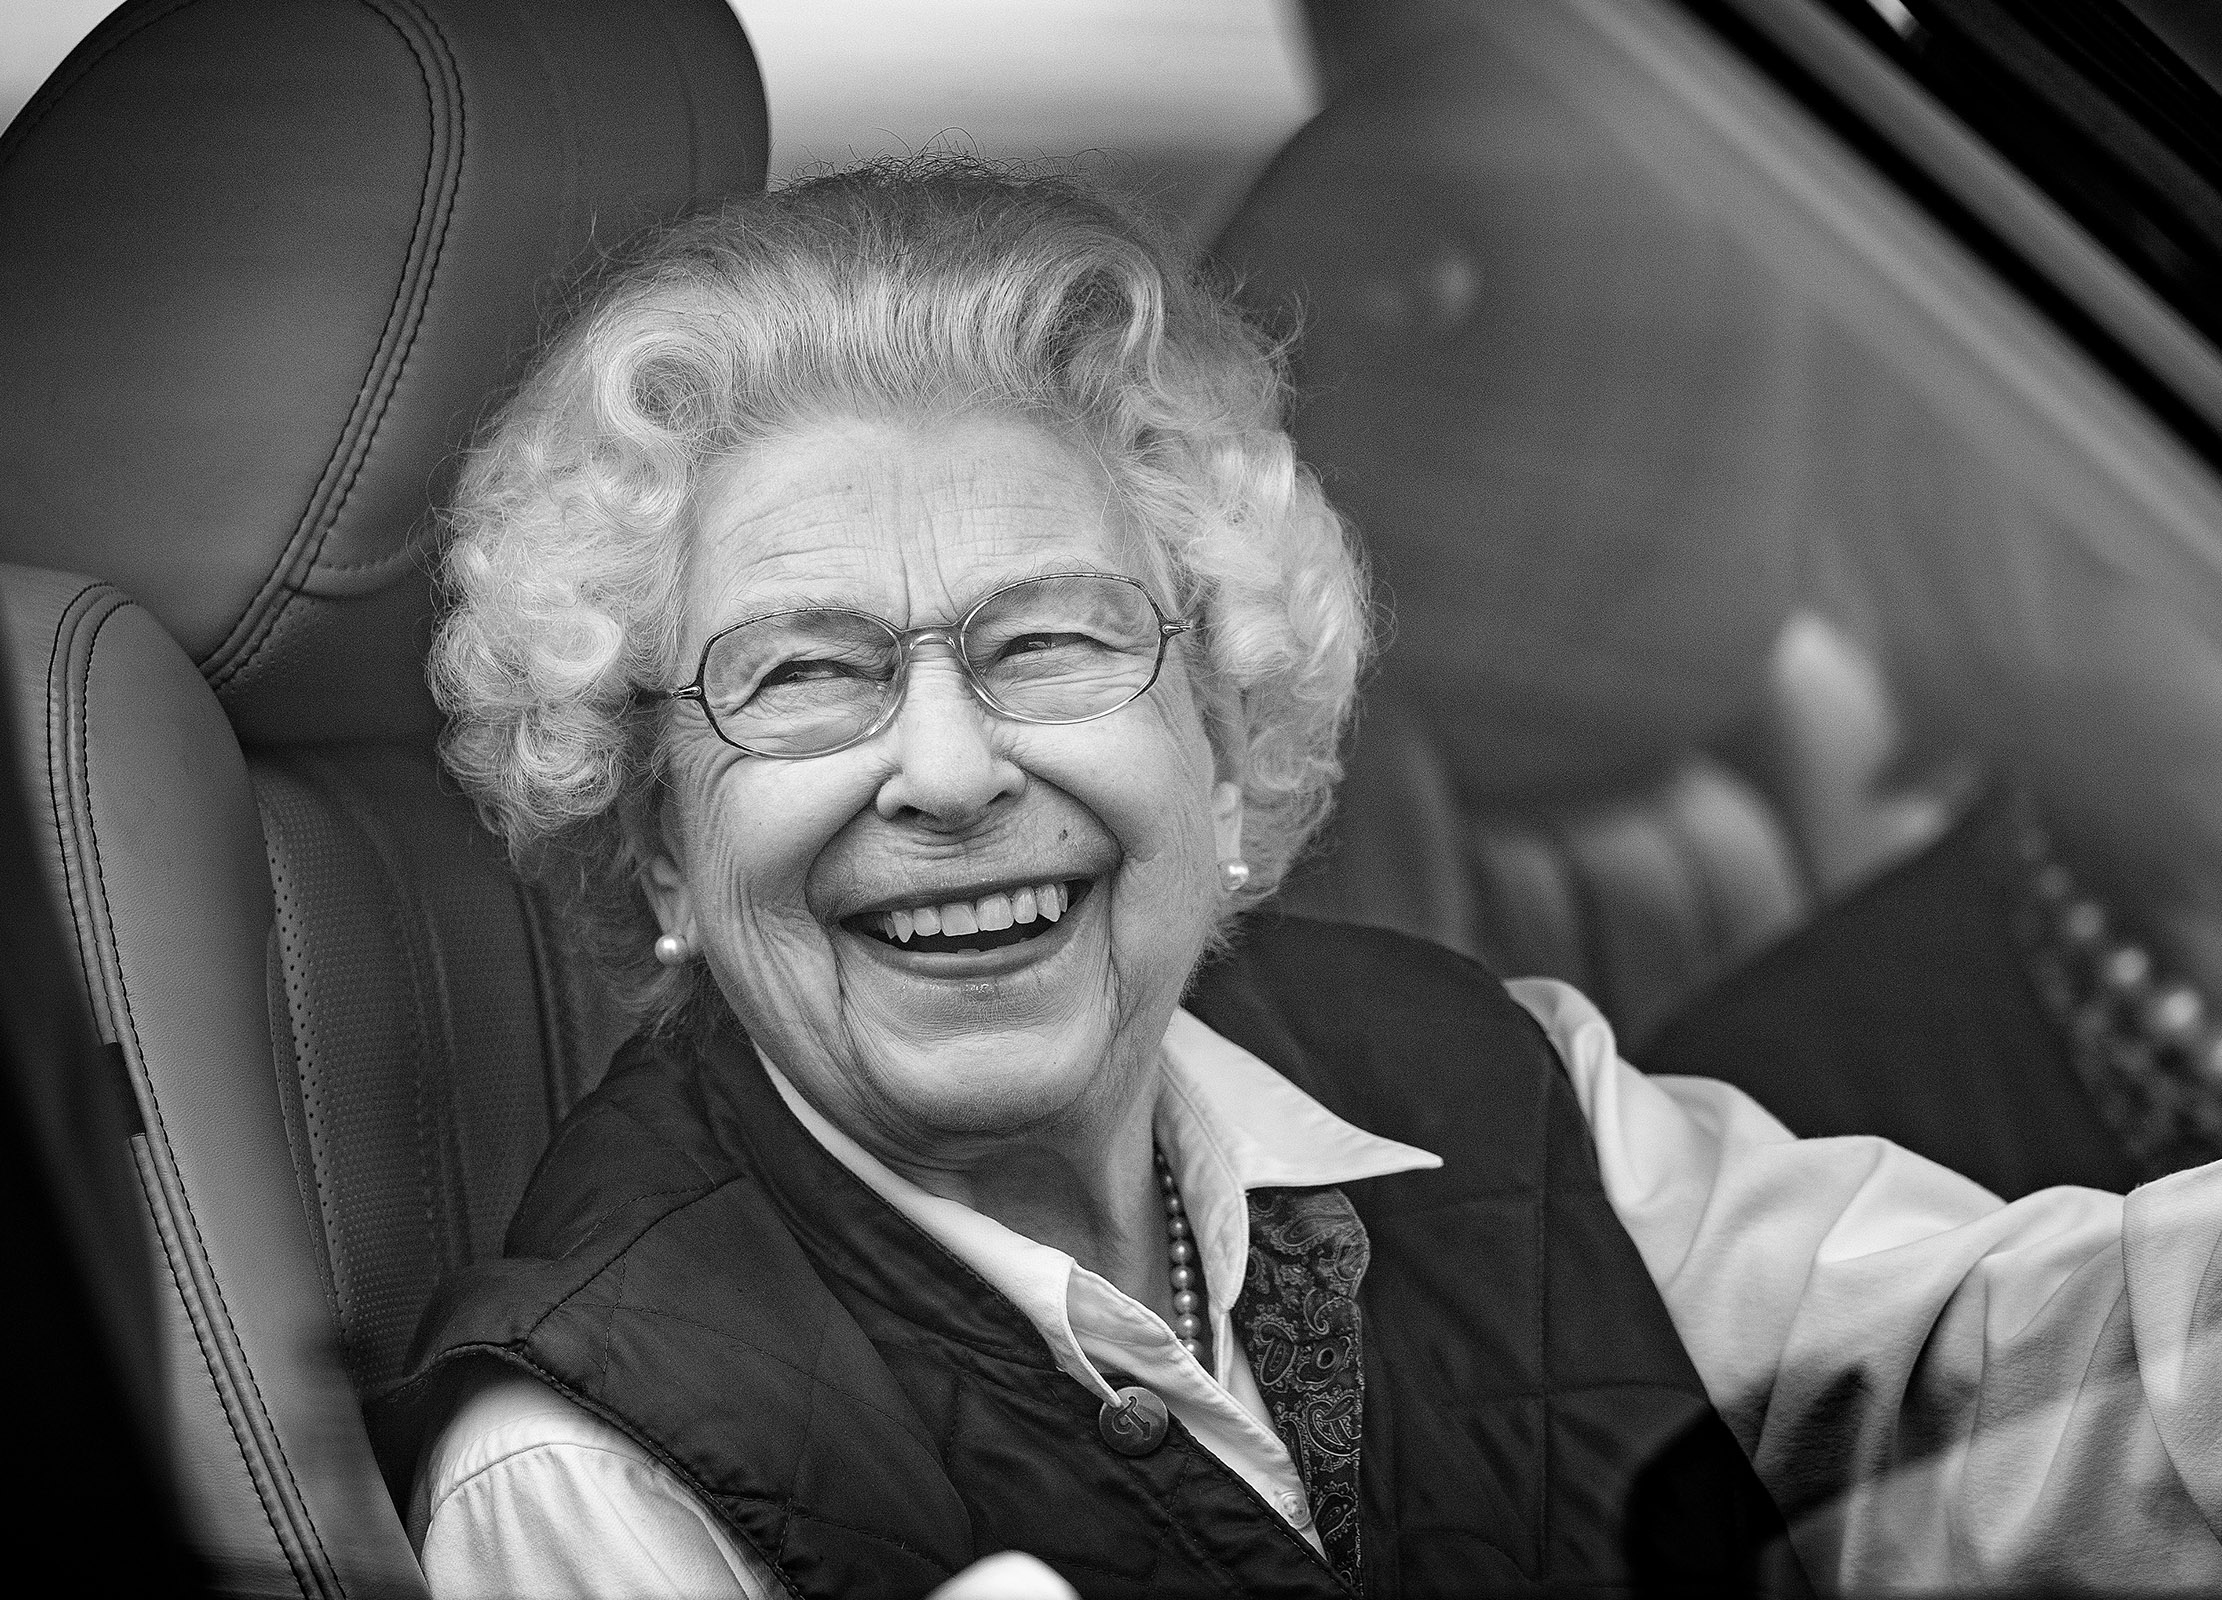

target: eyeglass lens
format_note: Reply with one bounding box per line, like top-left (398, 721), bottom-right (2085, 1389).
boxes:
top-left (698, 574), bottom-right (1170, 756)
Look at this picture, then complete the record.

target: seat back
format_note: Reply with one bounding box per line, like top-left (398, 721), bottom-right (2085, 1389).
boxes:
top-left (1276, 696), bottom-right (1807, 1050)
top-left (0, 3), bottom-right (766, 1590)
top-left (251, 744), bottom-right (618, 1394)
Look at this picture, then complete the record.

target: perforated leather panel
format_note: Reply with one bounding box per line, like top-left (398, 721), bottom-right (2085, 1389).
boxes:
top-left (253, 748), bottom-right (622, 1393)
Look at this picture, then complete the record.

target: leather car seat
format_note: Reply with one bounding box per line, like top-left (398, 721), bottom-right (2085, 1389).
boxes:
top-left (0, 2), bottom-right (765, 1592)
top-left (1226, 5), bottom-right (1944, 1047)
top-left (1277, 695), bottom-right (1810, 1051)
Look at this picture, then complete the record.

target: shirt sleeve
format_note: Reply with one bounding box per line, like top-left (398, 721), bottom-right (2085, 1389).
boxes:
top-left (417, 1372), bottom-right (781, 1600)
top-left (416, 1372), bottom-right (1084, 1600)
top-left (1507, 975), bottom-right (2222, 1593)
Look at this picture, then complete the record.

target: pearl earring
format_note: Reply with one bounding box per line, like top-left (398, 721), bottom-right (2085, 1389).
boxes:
top-left (653, 932), bottom-right (693, 967)
top-left (1218, 859), bottom-right (1251, 893)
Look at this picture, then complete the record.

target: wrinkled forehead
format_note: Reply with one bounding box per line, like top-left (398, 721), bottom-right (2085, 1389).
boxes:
top-left (683, 414), bottom-right (1171, 635)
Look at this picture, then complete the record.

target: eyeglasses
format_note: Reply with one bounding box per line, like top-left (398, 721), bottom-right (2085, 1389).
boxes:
top-left (647, 572), bottom-right (1195, 759)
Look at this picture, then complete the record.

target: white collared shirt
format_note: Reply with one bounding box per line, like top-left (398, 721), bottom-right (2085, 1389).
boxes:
top-left (416, 982), bottom-right (2222, 1598)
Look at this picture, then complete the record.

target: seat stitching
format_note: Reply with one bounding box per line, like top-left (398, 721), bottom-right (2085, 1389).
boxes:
top-left (104, 877), bottom-right (350, 1592)
top-left (71, 618), bottom-right (348, 1596)
top-left (138, 1142), bottom-right (305, 1583)
top-left (205, 0), bottom-right (468, 685)
top-left (249, 771), bottom-right (346, 1325)
top-left (294, 753), bottom-right (472, 1299)
top-left (0, 0), bottom-right (200, 162)
top-left (40, 582), bottom-right (114, 1027)
top-left (304, 0), bottom-right (467, 554)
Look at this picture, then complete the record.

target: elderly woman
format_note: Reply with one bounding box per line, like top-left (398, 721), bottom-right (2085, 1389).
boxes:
top-left (381, 162), bottom-right (2222, 1599)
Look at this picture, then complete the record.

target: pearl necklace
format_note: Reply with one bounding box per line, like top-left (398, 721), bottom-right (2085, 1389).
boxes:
top-left (1094, 1149), bottom-right (1207, 1458)
top-left (1994, 789), bottom-right (2222, 1179)
top-left (1155, 1147), bottom-right (1207, 1362)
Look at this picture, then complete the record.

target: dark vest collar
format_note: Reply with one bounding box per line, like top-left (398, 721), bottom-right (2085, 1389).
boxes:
top-left (705, 1026), bottom-right (1072, 1367)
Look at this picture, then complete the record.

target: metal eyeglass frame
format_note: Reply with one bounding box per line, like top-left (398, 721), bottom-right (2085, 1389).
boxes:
top-left (644, 571), bottom-right (1195, 759)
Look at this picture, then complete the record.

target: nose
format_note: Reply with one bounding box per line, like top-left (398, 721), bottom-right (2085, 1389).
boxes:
top-left (872, 646), bottom-right (1025, 828)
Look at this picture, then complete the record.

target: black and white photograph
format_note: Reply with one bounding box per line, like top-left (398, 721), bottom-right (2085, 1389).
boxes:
top-left (8, 2), bottom-right (2222, 1595)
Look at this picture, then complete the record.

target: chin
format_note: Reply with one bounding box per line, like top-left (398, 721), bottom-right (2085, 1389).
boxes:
top-left (855, 1039), bottom-right (1118, 1145)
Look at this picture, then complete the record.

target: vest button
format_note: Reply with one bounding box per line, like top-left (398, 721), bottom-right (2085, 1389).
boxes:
top-left (1097, 1385), bottom-right (1170, 1456)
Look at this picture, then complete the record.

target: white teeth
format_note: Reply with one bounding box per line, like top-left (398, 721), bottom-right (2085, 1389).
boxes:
top-left (872, 880), bottom-right (1074, 944)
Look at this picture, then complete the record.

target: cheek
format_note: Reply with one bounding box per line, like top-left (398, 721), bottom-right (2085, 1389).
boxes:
top-left (1055, 701), bottom-right (1223, 873)
top-left (667, 745), bottom-right (867, 926)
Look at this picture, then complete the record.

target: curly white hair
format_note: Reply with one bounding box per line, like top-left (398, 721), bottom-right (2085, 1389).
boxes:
top-left (430, 158), bottom-right (1372, 1032)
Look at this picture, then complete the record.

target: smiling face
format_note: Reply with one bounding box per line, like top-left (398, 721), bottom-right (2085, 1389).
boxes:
top-left (642, 413), bottom-right (1243, 1176)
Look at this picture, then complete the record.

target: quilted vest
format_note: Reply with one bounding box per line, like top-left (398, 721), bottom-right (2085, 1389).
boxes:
top-left (375, 918), bottom-right (1801, 1597)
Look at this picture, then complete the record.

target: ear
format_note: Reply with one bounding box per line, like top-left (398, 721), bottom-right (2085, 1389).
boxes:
top-left (637, 807), bottom-right (698, 944)
top-left (1211, 779), bottom-right (1246, 866)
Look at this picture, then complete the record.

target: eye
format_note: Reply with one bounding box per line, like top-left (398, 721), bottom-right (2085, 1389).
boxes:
top-left (758, 655), bottom-right (873, 688)
top-left (703, 626), bottom-right (895, 714)
top-left (991, 630), bottom-right (1098, 661)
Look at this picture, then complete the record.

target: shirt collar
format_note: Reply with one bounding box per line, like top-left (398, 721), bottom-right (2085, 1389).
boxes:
top-left (1157, 1007), bottom-right (1441, 1190)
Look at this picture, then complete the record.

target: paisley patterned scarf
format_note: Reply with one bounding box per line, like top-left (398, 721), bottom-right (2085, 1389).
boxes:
top-left (1231, 1186), bottom-right (1371, 1592)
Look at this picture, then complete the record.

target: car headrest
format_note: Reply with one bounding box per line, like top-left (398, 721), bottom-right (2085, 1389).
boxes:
top-left (1216, 29), bottom-right (1803, 803)
top-left (0, 0), bottom-right (767, 744)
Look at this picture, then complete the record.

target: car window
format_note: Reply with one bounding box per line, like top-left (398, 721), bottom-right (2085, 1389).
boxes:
top-left (4, 1), bottom-right (1316, 246)
top-left (731, 0), bottom-right (1314, 241)
top-left (1253, 0), bottom-right (2222, 872)
top-left (0, 0), bottom-right (115, 128)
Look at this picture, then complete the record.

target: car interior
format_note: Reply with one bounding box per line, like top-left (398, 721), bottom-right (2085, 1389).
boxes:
top-left (1260, 0), bottom-right (2222, 1056)
top-left (9, 0), bottom-right (2222, 1592)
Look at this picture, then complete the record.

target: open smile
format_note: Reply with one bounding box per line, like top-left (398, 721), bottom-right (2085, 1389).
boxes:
top-left (843, 878), bottom-right (1095, 956)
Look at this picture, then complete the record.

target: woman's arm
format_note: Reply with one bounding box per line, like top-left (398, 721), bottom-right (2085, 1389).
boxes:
top-left (1510, 976), bottom-right (2222, 1593)
top-left (416, 1372), bottom-right (778, 1600)
top-left (416, 1371), bottom-right (1080, 1599)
